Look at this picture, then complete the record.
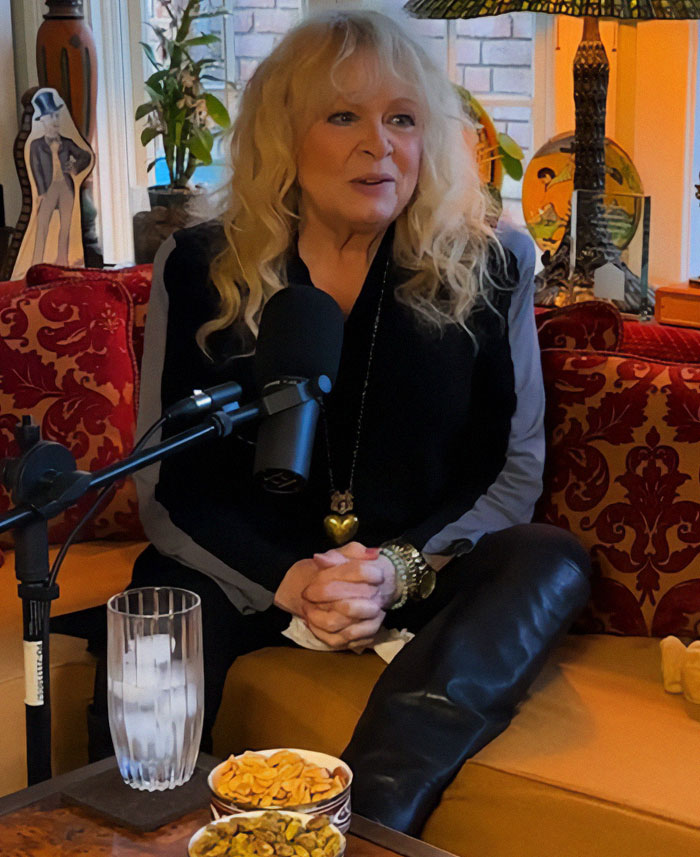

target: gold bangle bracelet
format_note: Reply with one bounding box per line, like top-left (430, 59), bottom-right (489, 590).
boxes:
top-left (384, 542), bottom-right (437, 602)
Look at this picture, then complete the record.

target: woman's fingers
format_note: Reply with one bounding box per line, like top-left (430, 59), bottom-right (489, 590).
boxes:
top-left (313, 551), bottom-right (347, 570)
top-left (303, 606), bottom-right (355, 634)
top-left (313, 543), bottom-right (377, 568)
top-left (303, 579), bottom-right (381, 604)
top-left (305, 613), bottom-right (385, 650)
top-left (323, 559), bottom-right (385, 585)
top-left (304, 599), bottom-right (382, 632)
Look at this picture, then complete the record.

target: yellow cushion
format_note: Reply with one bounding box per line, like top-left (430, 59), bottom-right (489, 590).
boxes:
top-left (216, 635), bottom-right (700, 857)
top-left (214, 647), bottom-right (385, 758)
top-left (425, 634), bottom-right (700, 856)
top-left (0, 541), bottom-right (141, 795)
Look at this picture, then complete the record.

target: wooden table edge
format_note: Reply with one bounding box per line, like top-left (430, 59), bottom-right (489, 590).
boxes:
top-left (0, 756), bottom-right (457, 857)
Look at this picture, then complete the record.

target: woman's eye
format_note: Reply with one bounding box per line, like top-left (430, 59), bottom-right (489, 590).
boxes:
top-left (328, 112), bottom-right (357, 124)
top-left (390, 114), bottom-right (416, 127)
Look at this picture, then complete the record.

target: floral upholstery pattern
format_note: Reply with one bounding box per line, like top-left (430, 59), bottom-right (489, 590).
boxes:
top-left (0, 279), bottom-right (143, 546)
top-left (26, 263), bottom-right (153, 372)
top-left (537, 349), bottom-right (700, 637)
top-left (536, 301), bottom-right (623, 352)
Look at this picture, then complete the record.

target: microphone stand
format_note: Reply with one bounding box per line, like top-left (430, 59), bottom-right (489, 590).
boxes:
top-left (0, 377), bottom-right (328, 786)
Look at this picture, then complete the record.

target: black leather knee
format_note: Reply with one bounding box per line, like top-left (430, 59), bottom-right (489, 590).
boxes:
top-left (343, 524), bottom-right (591, 836)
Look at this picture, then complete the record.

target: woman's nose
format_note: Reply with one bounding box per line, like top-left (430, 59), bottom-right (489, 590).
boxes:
top-left (361, 121), bottom-right (393, 158)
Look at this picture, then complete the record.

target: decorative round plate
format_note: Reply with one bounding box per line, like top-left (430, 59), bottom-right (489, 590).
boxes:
top-left (522, 131), bottom-right (643, 254)
top-left (456, 86), bottom-right (503, 189)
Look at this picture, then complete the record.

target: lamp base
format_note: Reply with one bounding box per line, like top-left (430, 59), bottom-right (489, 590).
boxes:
top-left (535, 223), bottom-right (649, 314)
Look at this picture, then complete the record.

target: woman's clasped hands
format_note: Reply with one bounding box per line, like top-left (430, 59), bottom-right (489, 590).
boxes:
top-left (274, 542), bottom-right (398, 650)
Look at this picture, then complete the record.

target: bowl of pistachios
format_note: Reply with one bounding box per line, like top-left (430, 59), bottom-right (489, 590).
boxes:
top-left (188, 810), bottom-right (346, 857)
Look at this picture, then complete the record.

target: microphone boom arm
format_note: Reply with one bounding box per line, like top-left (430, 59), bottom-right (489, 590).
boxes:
top-left (0, 375), bottom-right (329, 786)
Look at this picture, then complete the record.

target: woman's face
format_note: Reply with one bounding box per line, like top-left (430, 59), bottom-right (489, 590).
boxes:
top-left (296, 61), bottom-right (424, 235)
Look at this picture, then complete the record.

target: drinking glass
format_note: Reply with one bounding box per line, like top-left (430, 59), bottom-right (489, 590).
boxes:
top-left (107, 586), bottom-right (204, 791)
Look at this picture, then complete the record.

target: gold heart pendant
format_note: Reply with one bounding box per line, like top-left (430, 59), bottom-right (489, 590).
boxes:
top-left (323, 513), bottom-right (359, 546)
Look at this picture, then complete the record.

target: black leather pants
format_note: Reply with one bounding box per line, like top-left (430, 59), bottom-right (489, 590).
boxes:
top-left (342, 523), bottom-right (592, 836)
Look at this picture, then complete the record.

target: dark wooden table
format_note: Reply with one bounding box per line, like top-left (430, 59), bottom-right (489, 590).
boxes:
top-left (0, 757), bottom-right (455, 857)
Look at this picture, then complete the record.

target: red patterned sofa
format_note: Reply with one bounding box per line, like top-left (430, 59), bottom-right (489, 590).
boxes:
top-left (1, 266), bottom-right (700, 856)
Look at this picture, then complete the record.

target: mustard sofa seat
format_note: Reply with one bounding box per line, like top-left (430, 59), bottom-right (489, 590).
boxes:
top-left (2, 541), bottom-right (700, 857)
top-left (219, 637), bottom-right (700, 857)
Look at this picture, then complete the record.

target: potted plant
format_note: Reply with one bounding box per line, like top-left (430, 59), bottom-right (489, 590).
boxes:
top-left (135, 0), bottom-right (232, 210)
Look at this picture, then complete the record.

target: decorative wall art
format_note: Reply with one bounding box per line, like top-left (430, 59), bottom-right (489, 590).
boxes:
top-left (522, 132), bottom-right (643, 255)
top-left (3, 87), bottom-right (95, 281)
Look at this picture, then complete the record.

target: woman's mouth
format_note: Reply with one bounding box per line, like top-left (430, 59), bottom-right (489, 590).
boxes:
top-left (350, 177), bottom-right (395, 194)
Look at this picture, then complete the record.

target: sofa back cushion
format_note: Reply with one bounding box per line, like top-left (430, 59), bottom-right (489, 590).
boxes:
top-left (0, 279), bottom-right (144, 546)
top-left (25, 264), bottom-right (152, 370)
top-left (537, 349), bottom-right (700, 636)
top-left (536, 301), bottom-right (623, 352)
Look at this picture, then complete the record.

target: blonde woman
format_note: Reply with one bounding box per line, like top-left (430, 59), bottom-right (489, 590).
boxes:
top-left (91, 9), bottom-right (590, 833)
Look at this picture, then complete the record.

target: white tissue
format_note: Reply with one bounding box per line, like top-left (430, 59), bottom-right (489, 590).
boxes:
top-left (282, 617), bottom-right (414, 664)
top-left (682, 647), bottom-right (700, 704)
top-left (660, 636), bottom-right (700, 699)
top-left (660, 636), bottom-right (687, 693)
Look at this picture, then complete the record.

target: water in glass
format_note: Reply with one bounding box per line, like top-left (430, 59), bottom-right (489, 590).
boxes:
top-left (107, 587), bottom-right (204, 790)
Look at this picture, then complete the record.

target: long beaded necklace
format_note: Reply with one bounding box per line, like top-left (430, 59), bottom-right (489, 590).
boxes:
top-left (322, 256), bottom-right (390, 546)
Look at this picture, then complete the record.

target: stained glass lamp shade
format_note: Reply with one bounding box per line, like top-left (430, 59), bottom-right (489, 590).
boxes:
top-left (405, 0), bottom-right (700, 306)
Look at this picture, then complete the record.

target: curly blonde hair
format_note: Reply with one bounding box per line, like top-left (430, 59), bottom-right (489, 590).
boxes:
top-left (197, 8), bottom-right (502, 355)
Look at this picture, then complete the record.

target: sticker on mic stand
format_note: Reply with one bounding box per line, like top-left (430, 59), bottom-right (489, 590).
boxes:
top-left (23, 641), bottom-right (44, 706)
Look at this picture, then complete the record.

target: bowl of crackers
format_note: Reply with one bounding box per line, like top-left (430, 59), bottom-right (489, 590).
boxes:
top-left (208, 749), bottom-right (353, 833)
top-left (188, 810), bottom-right (346, 857)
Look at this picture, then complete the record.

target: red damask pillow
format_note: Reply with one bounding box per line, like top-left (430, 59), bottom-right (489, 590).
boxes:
top-left (536, 301), bottom-right (623, 352)
top-left (25, 264), bottom-right (152, 371)
top-left (537, 349), bottom-right (700, 637)
top-left (0, 279), bottom-right (144, 547)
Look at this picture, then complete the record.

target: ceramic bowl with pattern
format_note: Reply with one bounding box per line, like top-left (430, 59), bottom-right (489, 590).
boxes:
top-left (208, 748), bottom-right (353, 833)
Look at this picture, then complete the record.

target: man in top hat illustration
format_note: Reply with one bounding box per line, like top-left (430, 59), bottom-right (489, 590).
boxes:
top-left (29, 90), bottom-right (92, 266)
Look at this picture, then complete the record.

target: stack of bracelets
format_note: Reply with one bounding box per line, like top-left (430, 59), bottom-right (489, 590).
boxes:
top-left (379, 542), bottom-right (437, 610)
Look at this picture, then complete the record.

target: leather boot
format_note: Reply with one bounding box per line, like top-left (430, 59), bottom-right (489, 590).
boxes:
top-left (342, 524), bottom-right (591, 836)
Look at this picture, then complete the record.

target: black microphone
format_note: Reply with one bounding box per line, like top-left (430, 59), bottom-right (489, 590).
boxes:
top-left (163, 382), bottom-right (243, 421)
top-left (254, 286), bottom-right (344, 492)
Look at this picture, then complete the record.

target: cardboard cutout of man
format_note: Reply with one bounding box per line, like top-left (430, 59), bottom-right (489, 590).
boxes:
top-left (29, 90), bottom-right (92, 266)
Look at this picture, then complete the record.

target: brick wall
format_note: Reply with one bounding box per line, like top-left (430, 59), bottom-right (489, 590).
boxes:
top-left (233, 0), bottom-right (302, 84)
top-left (456, 13), bottom-right (534, 169)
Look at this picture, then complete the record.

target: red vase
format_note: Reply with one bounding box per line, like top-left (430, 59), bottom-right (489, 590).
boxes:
top-left (36, 0), bottom-right (97, 143)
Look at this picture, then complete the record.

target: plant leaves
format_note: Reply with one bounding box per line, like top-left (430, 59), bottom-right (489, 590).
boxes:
top-left (498, 132), bottom-right (524, 161)
top-left (188, 125), bottom-right (213, 164)
top-left (135, 102), bottom-right (157, 120)
top-left (144, 83), bottom-right (162, 102)
top-left (183, 34), bottom-right (220, 47)
top-left (146, 69), bottom-right (169, 88)
top-left (499, 149), bottom-right (523, 181)
top-left (139, 41), bottom-right (159, 70)
top-left (204, 93), bottom-right (230, 128)
top-left (140, 126), bottom-right (160, 146)
top-left (146, 159), bottom-right (159, 173)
